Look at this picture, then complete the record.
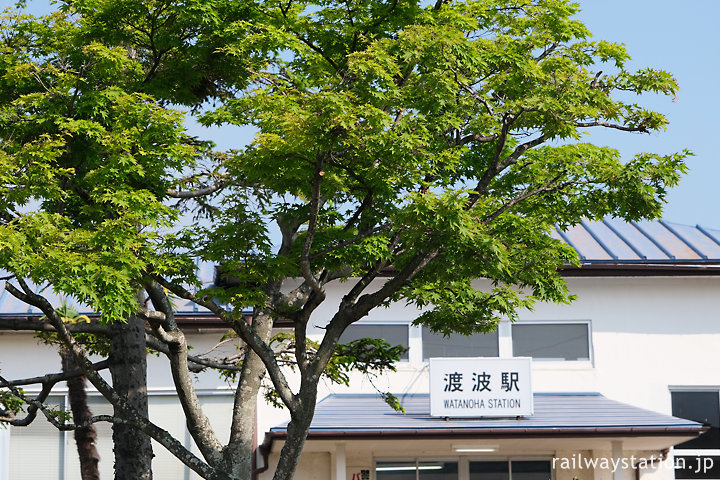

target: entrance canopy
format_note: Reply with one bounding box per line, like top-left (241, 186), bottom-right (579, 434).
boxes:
top-left (262, 393), bottom-right (705, 454)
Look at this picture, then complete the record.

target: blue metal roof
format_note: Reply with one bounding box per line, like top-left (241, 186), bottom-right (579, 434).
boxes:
top-left (551, 219), bottom-right (720, 263)
top-left (271, 393), bottom-right (702, 434)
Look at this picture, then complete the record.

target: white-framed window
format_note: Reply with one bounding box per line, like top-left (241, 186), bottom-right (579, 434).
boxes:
top-left (421, 326), bottom-right (499, 360)
top-left (330, 320), bottom-right (593, 364)
top-left (670, 389), bottom-right (720, 479)
top-left (510, 322), bottom-right (591, 361)
top-left (4, 391), bottom-right (235, 480)
top-left (339, 324), bottom-right (410, 361)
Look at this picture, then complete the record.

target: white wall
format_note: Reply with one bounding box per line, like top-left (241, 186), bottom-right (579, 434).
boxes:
top-left (260, 275), bottom-right (720, 432)
top-left (0, 428), bottom-right (8, 480)
top-left (529, 276), bottom-right (720, 413)
top-left (2, 274), bottom-right (720, 478)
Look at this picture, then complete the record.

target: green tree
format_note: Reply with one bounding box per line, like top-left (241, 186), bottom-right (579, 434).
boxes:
top-left (0, 7), bottom-right (196, 479)
top-left (0, 1), bottom-right (688, 480)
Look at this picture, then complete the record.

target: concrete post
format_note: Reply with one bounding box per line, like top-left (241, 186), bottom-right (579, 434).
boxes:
top-left (612, 441), bottom-right (624, 480)
top-left (335, 442), bottom-right (347, 480)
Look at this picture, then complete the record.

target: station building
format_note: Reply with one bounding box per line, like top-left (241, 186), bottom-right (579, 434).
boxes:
top-left (1, 219), bottom-right (720, 480)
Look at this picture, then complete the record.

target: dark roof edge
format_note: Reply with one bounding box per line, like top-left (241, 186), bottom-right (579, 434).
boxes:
top-left (0, 312), bottom-right (237, 331)
top-left (373, 262), bottom-right (720, 278)
top-left (559, 263), bottom-right (720, 277)
top-left (269, 426), bottom-right (705, 438)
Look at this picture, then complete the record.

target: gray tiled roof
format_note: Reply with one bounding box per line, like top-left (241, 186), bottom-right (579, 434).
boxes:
top-left (270, 393), bottom-right (702, 434)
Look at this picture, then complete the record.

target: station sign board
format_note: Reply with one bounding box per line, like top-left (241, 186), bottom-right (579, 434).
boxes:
top-left (429, 357), bottom-right (533, 417)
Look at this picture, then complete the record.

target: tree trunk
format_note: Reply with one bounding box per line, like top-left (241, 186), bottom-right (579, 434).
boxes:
top-left (109, 314), bottom-right (153, 480)
top-left (271, 400), bottom-right (316, 480)
top-left (223, 313), bottom-right (275, 479)
top-left (223, 349), bottom-right (264, 478)
top-left (61, 347), bottom-right (101, 480)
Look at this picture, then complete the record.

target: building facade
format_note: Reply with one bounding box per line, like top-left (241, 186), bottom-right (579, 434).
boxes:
top-left (1, 219), bottom-right (720, 480)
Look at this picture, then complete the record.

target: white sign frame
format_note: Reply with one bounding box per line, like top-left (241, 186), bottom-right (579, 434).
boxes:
top-left (429, 357), bottom-right (533, 417)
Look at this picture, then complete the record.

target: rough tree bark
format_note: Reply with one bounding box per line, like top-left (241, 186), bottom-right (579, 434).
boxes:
top-left (272, 396), bottom-right (316, 480)
top-left (222, 312), bottom-right (275, 479)
top-left (109, 314), bottom-right (153, 480)
top-left (61, 347), bottom-right (101, 480)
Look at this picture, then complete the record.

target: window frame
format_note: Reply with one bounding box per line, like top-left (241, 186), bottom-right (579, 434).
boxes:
top-left (420, 326), bottom-right (500, 361)
top-left (339, 323), bottom-right (411, 362)
top-left (510, 321), bottom-right (593, 364)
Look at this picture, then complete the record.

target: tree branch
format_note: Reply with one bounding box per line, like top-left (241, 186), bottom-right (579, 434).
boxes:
top-left (300, 158), bottom-right (327, 299)
top-left (0, 360), bottom-right (110, 388)
top-left (339, 231), bottom-right (401, 309)
top-left (534, 42), bottom-right (559, 62)
top-left (574, 120), bottom-right (649, 133)
top-left (151, 275), bottom-right (297, 411)
top-left (308, 223), bottom-right (393, 259)
top-left (0, 376), bottom-right (115, 430)
top-left (469, 113), bottom-right (513, 201)
top-left (482, 171), bottom-right (569, 224)
top-left (312, 247), bottom-right (438, 379)
top-left (498, 134), bottom-right (547, 170)
top-left (295, 34), bottom-right (340, 73)
top-left (454, 73), bottom-right (498, 121)
top-left (144, 332), bottom-right (243, 373)
top-left (0, 373), bottom-right (56, 427)
top-left (468, 129), bottom-right (547, 210)
top-left (458, 132), bottom-right (499, 146)
top-left (145, 282), bottom-right (224, 466)
top-left (277, 212), bottom-right (303, 256)
top-left (0, 316), bottom-right (111, 334)
top-left (167, 179), bottom-right (229, 199)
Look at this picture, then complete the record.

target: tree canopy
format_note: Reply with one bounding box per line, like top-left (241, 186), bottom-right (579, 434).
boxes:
top-left (0, 0), bottom-right (687, 479)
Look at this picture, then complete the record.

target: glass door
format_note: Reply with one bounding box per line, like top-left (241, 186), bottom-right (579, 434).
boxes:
top-left (376, 460), bottom-right (459, 480)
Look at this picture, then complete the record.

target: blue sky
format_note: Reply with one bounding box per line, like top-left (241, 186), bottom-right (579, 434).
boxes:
top-left (574, 0), bottom-right (719, 227)
top-left (12, 0), bottom-right (720, 227)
